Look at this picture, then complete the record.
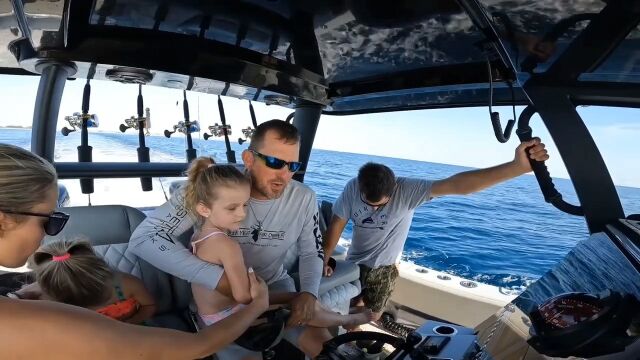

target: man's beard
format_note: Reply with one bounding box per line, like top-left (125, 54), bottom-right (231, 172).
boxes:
top-left (250, 172), bottom-right (286, 199)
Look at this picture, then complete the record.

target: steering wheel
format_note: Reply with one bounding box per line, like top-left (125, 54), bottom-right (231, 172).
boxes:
top-left (317, 331), bottom-right (420, 360)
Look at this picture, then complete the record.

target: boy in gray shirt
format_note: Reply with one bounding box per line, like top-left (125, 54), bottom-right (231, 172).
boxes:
top-left (129, 120), bottom-right (328, 359)
top-left (323, 139), bottom-right (549, 323)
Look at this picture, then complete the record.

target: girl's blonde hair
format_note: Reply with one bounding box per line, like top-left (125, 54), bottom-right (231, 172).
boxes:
top-left (33, 239), bottom-right (113, 308)
top-left (184, 157), bottom-right (251, 214)
top-left (0, 144), bottom-right (57, 220)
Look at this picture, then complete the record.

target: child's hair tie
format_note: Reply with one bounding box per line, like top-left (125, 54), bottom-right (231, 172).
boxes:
top-left (52, 253), bottom-right (71, 262)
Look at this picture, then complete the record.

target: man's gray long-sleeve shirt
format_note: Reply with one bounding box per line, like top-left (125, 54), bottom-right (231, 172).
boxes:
top-left (128, 180), bottom-right (325, 297)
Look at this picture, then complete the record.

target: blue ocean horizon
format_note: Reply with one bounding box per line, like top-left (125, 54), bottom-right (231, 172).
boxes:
top-left (3, 128), bottom-right (640, 293)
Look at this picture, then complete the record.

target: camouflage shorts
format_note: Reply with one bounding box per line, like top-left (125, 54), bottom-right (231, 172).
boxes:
top-left (358, 264), bottom-right (399, 313)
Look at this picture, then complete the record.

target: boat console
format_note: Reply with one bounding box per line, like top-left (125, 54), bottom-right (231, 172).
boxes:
top-left (318, 321), bottom-right (480, 360)
top-left (319, 289), bottom-right (640, 359)
top-left (389, 321), bottom-right (479, 360)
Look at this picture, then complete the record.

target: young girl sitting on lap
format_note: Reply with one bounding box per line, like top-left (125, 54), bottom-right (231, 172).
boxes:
top-left (186, 157), bottom-right (373, 328)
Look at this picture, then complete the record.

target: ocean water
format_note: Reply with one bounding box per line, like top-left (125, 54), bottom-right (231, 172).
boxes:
top-left (3, 128), bottom-right (640, 293)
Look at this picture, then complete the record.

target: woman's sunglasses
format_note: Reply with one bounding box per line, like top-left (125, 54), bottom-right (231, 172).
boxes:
top-left (250, 150), bottom-right (302, 172)
top-left (2, 210), bottom-right (70, 236)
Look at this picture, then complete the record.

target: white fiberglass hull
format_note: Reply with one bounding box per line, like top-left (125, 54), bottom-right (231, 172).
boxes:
top-left (336, 238), bottom-right (515, 328)
top-left (392, 261), bottom-right (515, 328)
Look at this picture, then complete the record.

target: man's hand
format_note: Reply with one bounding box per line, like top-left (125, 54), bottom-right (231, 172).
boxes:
top-left (513, 137), bottom-right (549, 174)
top-left (287, 292), bottom-right (316, 327)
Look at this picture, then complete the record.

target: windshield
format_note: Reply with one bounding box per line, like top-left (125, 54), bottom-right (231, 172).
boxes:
top-left (2, 74), bottom-right (639, 295)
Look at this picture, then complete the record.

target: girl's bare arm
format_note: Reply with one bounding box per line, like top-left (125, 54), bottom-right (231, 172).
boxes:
top-left (197, 236), bottom-right (252, 304)
top-left (120, 272), bottom-right (157, 324)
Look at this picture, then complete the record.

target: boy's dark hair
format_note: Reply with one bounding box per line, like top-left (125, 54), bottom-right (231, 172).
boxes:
top-left (249, 119), bottom-right (300, 151)
top-left (357, 162), bottom-right (396, 202)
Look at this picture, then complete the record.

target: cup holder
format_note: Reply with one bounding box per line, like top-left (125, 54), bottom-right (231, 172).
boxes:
top-left (433, 325), bottom-right (457, 336)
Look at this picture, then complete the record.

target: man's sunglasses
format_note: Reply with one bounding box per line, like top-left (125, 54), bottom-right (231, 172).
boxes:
top-left (360, 193), bottom-right (390, 208)
top-left (3, 210), bottom-right (70, 236)
top-left (250, 150), bottom-right (302, 172)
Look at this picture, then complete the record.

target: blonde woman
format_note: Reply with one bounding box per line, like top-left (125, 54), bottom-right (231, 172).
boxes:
top-left (0, 144), bottom-right (268, 359)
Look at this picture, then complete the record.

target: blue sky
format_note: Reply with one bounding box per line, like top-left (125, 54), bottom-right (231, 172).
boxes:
top-left (2, 75), bottom-right (639, 188)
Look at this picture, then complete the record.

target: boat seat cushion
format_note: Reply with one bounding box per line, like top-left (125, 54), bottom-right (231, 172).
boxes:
top-left (44, 205), bottom-right (191, 329)
top-left (46, 205), bottom-right (146, 247)
top-left (282, 200), bottom-right (361, 313)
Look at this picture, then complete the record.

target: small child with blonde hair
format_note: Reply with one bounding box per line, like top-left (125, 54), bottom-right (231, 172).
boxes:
top-left (17, 239), bottom-right (156, 324)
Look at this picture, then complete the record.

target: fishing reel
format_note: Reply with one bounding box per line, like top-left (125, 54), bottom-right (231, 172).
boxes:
top-left (120, 107), bottom-right (151, 135)
top-left (61, 112), bottom-right (99, 136)
top-left (203, 123), bottom-right (232, 140)
top-left (164, 120), bottom-right (200, 138)
top-left (238, 127), bottom-right (255, 145)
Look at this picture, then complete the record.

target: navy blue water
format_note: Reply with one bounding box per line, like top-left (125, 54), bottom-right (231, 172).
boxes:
top-left (4, 128), bottom-right (640, 294)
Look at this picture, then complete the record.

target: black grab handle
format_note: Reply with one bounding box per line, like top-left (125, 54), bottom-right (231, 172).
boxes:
top-left (491, 112), bottom-right (515, 143)
top-left (516, 106), bottom-right (583, 216)
top-left (487, 61), bottom-right (516, 143)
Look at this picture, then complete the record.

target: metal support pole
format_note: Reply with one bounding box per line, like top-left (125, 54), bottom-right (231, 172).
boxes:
top-left (31, 61), bottom-right (76, 161)
top-left (292, 101), bottom-right (321, 183)
top-left (524, 85), bottom-right (624, 233)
